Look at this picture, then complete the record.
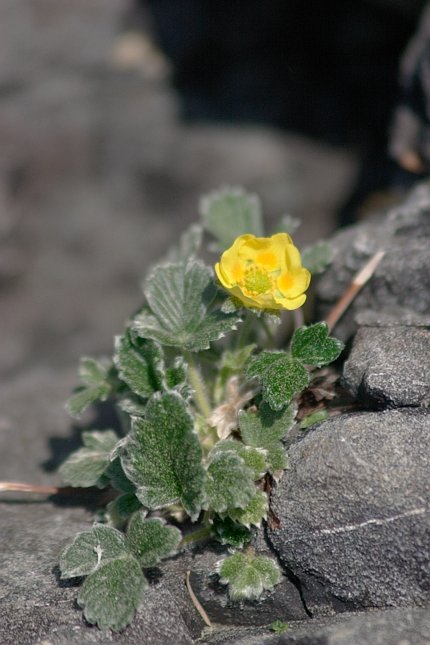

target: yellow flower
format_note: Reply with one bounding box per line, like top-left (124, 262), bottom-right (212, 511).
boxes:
top-left (215, 233), bottom-right (311, 310)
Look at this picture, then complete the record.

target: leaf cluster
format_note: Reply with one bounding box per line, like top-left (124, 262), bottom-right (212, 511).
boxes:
top-left (245, 322), bottom-right (344, 410)
top-left (60, 513), bottom-right (181, 630)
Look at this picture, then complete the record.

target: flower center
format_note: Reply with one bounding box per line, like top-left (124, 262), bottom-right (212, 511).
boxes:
top-left (242, 266), bottom-right (272, 295)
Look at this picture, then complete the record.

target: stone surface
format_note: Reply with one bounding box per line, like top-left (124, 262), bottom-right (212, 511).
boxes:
top-left (268, 410), bottom-right (430, 616)
top-left (0, 0), bottom-right (358, 380)
top-left (316, 182), bottom-right (430, 340)
top-left (343, 325), bottom-right (430, 407)
top-left (163, 537), bottom-right (308, 629)
top-left (0, 503), bottom-right (194, 645)
top-left (201, 606), bottom-right (430, 644)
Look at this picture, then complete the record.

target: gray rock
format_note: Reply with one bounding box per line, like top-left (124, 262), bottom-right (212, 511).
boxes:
top-left (267, 410), bottom-right (430, 615)
top-left (343, 325), bottom-right (430, 407)
top-left (200, 606), bottom-right (430, 645)
top-left (316, 182), bottom-right (430, 341)
top-left (161, 536), bottom-right (307, 630)
top-left (0, 502), bottom-right (194, 645)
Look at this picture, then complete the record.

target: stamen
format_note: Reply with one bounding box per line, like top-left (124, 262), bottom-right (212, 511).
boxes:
top-left (242, 267), bottom-right (272, 295)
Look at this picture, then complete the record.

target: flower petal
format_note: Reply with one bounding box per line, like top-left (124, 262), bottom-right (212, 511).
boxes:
top-left (273, 292), bottom-right (307, 310)
top-left (277, 268), bottom-right (311, 299)
top-left (283, 244), bottom-right (305, 272)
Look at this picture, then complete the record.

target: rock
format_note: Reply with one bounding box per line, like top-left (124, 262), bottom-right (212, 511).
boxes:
top-left (0, 502), bottom-right (195, 645)
top-left (200, 606), bottom-right (430, 645)
top-left (164, 537), bottom-right (308, 629)
top-left (316, 182), bottom-right (430, 341)
top-left (343, 325), bottom-right (430, 407)
top-left (267, 410), bottom-right (430, 616)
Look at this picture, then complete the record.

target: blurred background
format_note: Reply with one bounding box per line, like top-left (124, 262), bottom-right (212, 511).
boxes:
top-left (0, 0), bottom-right (428, 377)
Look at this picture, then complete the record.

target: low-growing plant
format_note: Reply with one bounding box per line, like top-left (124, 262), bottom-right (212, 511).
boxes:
top-left (58, 187), bottom-right (343, 631)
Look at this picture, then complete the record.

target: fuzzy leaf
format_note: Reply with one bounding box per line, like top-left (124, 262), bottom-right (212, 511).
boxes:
top-left (300, 408), bottom-right (329, 429)
top-left (246, 352), bottom-right (309, 410)
top-left (104, 457), bottom-right (136, 493)
top-left (66, 358), bottom-right (112, 418)
top-left (291, 322), bottom-right (344, 367)
top-left (133, 260), bottom-right (240, 352)
top-left (228, 490), bottom-right (268, 528)
top-left (269, 620), bottom-right (289, 633)
top-left (202, 451), bottom-right (255, 513)
top-left (79, 357), bottom-right (112, 384)
top-left (78, 555), bottom-right (147, 631)
top-left (246, 351), bottom-right (286, 379)
top-left (276, 214), bottom-right (301, 235)
top-left (218, 552), bottom-right (281, 601)
top-left (126, 512), bottom-right (182, 567)
top-left (118, 396), bottom-right (147, 416)
top-left (212, 516), bottom-right (252, 547)
top-left (301, 241), bottom-right (333, 275)
top-left (114, 333), bottom-right (164, 398)
top-left (121, 392), bottom-right (204, 519)
top-left (239, 403), bottom-right (295, 448)
top-left (106, 494), bottom-right (142, 526)
top-left (212, 440), bottom-right (268, 480)
top-left (66, 385), bottom-right (111, 418)
top-left (59, 430), bottom-right (119, 488)
top-left (200, 186), bottom-right (263, 250)
top-left (59, 525), bottom-right (128, 579)
top-left (165, 224), bottom-right (203, 262)
top-left (165, 356), bottom-right (192, 400)
top-left (239, 404), bottom-right (293, 474)
top-left (265, 445), bottom-right (288, 473)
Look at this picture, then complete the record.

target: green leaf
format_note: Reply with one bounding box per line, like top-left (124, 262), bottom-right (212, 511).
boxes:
top-left (104, 457), bottom-right (135, 493)
top-left (299, 408), bottom-right (329, 429)
top-left (301, 241), bottom-right (333, 275)
top-left (58, 430), bottom-right (119, 487)
top-left (59, 525), bottom-right (128, 579)
top-left (269, 620), bottom-right (289, 633)
top-left (78, 554), bottom-right (147, 631)
top-left (165, 224), bottom-right (203, 263)
top-left (228, 490), bottom-right (268, 528)
top-left (114, 333), bottom-right (164, 398)
top-left (79, 357), bottom-right (112, 384)
top-left (218, 344), bottom-right (256, 382)
top-left (133, 260), bottom-right (240, 352)
top-left (202, 451), bottom-right (255, 513)
top-left (276, 214), bottom-right (301, 235)
top-left (200, 186), bottom-right (264, 250)
top-left (165, 356), bottom-right (193, 400)
top-left (246, 352), bottom-right (309, 410)
top-left (118, 396), bottom-right (147, 416)
top-left (291, 322), bottom-right (344, 367)
top-left (239, 403), bottom-right (295, 448)
top-left (211, 440), bottom-right (268, 480)
top-left (66, 385), bottom-right (111, 419)
top-left (106, 494), bottom-right (142, 526)
top-left (65, 357), bottom-right (112, 418)
top-left (217, 552), bottom-right (281, 601)
top-left (126, 512), bottom-right (182, 567)
top-left (239, 404), bottom-right (293, 474)
top-left (220, 296), bottom-right (243, 313)
top-left (246, 351), bottom-right (286, 379)
top-left (265, 445), bottom-right (288, 473)
top-left (212, 516), bottom-right (252, 547)
top-left (121, 392), bottom-right (204, 520)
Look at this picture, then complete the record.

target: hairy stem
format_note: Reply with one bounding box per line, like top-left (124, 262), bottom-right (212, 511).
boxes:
top-left (179, 525), bottom-right (212, 548)
top-left (235, 310), bottom-right (253, 348)
top-left (185, 352), bottom-right (212, 419)
top-left (259, 316), bottom-right (275, 348)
